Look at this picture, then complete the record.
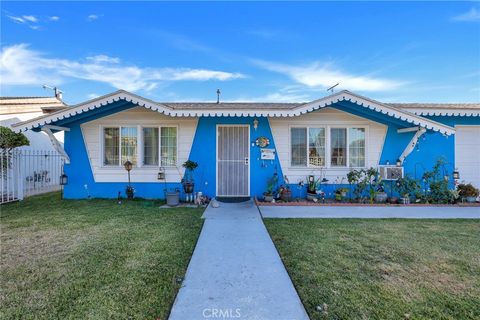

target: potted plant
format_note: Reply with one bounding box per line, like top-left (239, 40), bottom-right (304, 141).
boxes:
top-left (182, 160), bottom-right (198, 194)
top-left (264, 174), bottom-right (278, 202)
top-left (394, 176), bottom-right (421, 205)
top-left (457, 183), bottom-right (479, 203)
top-left (374, 183), bottom-right (388, 203)
top-left (126, 185), bottom-right (135, 199)
top-left (335, 187), bottom-right (348, 201)
top-left (279, 185), bottom-right (292, 202)
top-left (306, 175), bottom-right (320, 201)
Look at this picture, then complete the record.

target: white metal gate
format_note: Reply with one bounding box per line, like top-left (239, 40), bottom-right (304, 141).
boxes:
top-left (1, 150), bottom-right (63, 204)
top-left (1, 150), bottom-right (23, 203)
top-left (216, 125), bottom-right (250, 197)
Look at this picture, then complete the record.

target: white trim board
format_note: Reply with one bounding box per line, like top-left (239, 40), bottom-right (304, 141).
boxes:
top-left (12, 89), bottom-right (455, 135)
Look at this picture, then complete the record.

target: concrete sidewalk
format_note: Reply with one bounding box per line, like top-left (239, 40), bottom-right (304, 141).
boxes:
top-left (260, 205), bottom-right (480, 219)
top-left (169, 200), bottom-right (309, 320)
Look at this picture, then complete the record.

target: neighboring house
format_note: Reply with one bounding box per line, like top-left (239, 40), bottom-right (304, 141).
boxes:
top-left (1, 96), bottom-right (68, 201)
top-left (12, 90), bottom-right (480, 199)
top-left (0, 96), bottom-right (67, 147)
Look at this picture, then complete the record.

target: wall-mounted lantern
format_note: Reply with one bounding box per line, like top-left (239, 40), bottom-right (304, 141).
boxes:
top-left (253, 118), bottom-right (259, 131)
top-left (396, 159), bottom-right (402, 167)
top-left (158, 167), bottom-right (166, 180)
top-left (453, 169), bottom-right (460, 180)
top-left (60, 173), bottom-right (68, 186)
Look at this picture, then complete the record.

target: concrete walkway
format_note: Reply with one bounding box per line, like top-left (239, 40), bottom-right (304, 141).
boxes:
top-left (260, 205), bottom-right (480, 219)
top-left (169, 200), bottom-right (309, 320)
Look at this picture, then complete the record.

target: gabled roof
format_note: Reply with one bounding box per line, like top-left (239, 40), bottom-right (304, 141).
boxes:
top-left (11, 89), bottom-right (455, 135)
top-left (0, 96), bottom-right (67, 115)
top-left (387, 103), bottom-right (480, 117)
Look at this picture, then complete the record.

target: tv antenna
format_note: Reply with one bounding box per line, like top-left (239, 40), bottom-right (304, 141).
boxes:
top-left (327, 83), bottom-right (339, 93)
top-left (42, 84), bottom-right (63, 99)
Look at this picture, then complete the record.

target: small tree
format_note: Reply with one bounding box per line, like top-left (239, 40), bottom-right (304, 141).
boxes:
top-left (0, 126), bottom-right (29, 150)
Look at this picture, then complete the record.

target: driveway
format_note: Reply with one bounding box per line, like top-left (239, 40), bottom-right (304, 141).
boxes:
top-left (260, 205), bottom-right (480, 219)
top-left (169, 200), bottom-right (309, 320)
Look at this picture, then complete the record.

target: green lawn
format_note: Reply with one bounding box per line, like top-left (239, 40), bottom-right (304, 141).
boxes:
top-left (265, 219), bottom-right (480, 320)
top-left (0, 193), bottom-right (204, 320)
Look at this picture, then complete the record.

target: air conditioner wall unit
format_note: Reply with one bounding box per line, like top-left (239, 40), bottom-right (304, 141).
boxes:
top-left (378, 165), bottom-right (404, 180)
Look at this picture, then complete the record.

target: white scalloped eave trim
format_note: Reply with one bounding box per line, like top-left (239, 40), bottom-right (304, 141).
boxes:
top-left (16, 91), bottom-right (456, 136)
top-left (409, 110), bottom-right (480, 117)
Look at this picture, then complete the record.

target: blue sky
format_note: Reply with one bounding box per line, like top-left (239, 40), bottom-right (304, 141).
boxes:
top-left (1, 1), bottom-right (479, 104)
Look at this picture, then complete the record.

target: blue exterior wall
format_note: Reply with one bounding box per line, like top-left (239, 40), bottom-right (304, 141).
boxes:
top-left (59, 100), bottom-right (478, 199)
top-left (187, 116), bottom-right (284, 198)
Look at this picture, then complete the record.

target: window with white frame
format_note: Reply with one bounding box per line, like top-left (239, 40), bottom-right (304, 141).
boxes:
top-left (160, 127), bottom-right (177, 166)
top-left (143, 127), bottom-right (159, 166)
top-left (103, 126), bottom-right (138, 166)
top-left (290, 126), bottom-right (366, 168)
top-left (103, 126), bottom-right (177, 167)
top-left (348, 128), bottom-right (366, 167)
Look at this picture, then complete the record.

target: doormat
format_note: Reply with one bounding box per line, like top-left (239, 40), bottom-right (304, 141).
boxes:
top-left (216, 197), bottom-right (251, 203)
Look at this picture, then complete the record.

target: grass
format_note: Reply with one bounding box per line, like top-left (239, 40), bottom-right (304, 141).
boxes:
top-left (264, 218), bottom-right (480, 320)
top-left (0, 192), bottom-right (204, 319)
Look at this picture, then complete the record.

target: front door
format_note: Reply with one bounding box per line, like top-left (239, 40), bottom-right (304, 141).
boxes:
top-left (216, 125), bottom-right (250, 197)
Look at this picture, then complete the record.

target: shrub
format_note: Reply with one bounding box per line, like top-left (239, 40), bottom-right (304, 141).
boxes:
top-left (457, 183), bottom-right (479, 198)
top-left (395, 176), bottom-right (421, 199)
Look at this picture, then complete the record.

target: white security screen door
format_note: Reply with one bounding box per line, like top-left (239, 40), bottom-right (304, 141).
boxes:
top-left (217, 125), bottom-right (250, 197)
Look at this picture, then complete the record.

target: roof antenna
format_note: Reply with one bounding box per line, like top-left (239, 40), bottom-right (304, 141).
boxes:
top-left (216, 89), bottom-right (221, 104)
top-left (327, 83), bottom-right (339, 93)
top-left (42, 84), bottom-right (63, 100)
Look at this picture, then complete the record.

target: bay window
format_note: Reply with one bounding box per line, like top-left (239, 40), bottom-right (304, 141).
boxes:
top-left (290, 126), bottom-right (366, 168)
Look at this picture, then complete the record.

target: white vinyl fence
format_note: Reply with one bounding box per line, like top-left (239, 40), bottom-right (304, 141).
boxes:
top-left (1, 150), bottom-right (64, 204)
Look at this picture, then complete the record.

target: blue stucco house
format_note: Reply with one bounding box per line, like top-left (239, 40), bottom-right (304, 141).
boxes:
top-left (13, 90), bottom-right (480, 200)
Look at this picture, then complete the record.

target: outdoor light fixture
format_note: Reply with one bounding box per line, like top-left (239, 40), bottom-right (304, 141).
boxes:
top-left (60, 173), bottom-right (68, 186)
top-left (124, 160), bottom-right (133, 186)
top-left (308, 175), bottom-right (314, 183)
top-left (253, 118), bottom-right (259, 131)
top-left (123, 160), bottom-right (133, 172)
top-left (453, 169), bottom-right (460, 180)
top-left (396, 159), bottom-right (402, 167)
top-left (158, 167), bottom-right (165, 180)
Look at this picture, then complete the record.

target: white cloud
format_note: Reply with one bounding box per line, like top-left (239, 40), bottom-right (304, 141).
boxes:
top-left (86, 55), bottom-right (120, 64)
top-left (29, 25), bottom-right (40, 30)
top-left (87, 14), bottom-right (99, 22)
top-left (0, 44), bottom-right (245, 91)
top-left (7, 15), bottom-right (25, 23)
top-left (49, 16), bottom-right (60, 21)
top-left (22, 15), bottom-right (38, 23)
top-left (253, 59), bottom-right (403, 92)
top-left (452, 8), bottom-right (480, 22)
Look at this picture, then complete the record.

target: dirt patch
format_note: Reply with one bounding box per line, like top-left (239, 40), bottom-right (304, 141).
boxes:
top-left (0, 225), bottom-right (99, 269)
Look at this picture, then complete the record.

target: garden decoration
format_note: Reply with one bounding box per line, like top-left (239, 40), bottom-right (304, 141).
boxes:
top-left (255, 137), bottom-right (270, 148)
